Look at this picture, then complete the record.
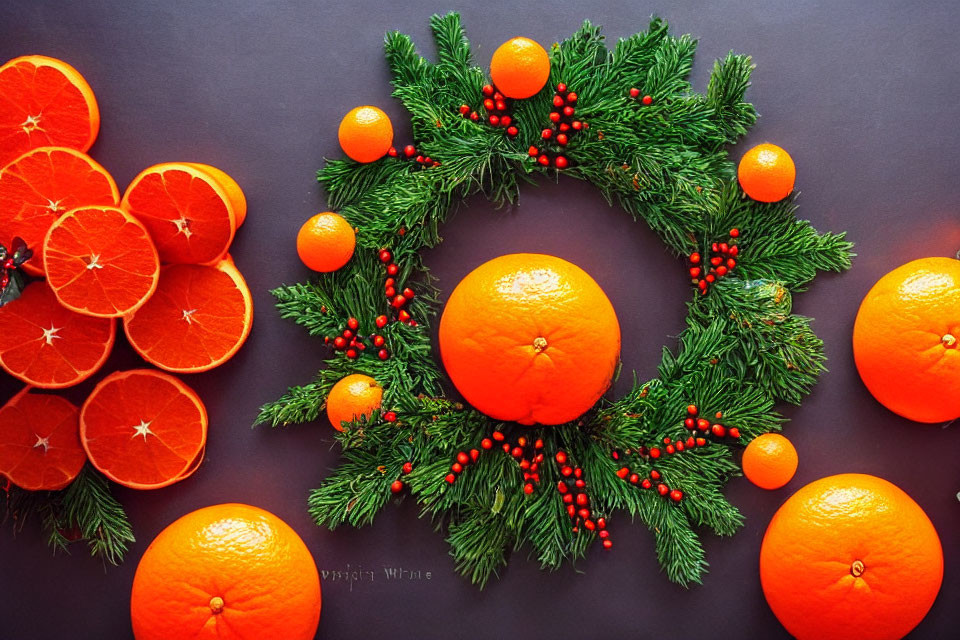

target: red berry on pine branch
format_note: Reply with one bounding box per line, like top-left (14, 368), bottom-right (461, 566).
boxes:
top-left (556, 133), bottom-right (568, 146)
top-left (641, 478), bottom-right (652, 489)
top-left (388, 147), bottom-right (398, 157)
top-left (583, 519), bottom-right (595, 531)
top-left (386, 263), bottom-right (399, 276)
top-left (379, 249), bottom-right (392, 263)
top-left (346, 348), bottom-right (358, 359)
top-left (347, 317), bottom-right (359, 330)
top-left (457, 452), bottom-right (469, 465)
top-left (657, 483), bottom-right (669, 496)
top-left (670, 489), bottom-right (683, 502)
top-left (482, 84), bottom-right (494, 96)
top-left (404, 145), bottom-right (416, 157)
top-left (567, 92), bottom-right (578, 103)
top-left (729, 228), bottom-right (740, 238)
top-left (642, 95), bottom-right (653, 105)
top-left (553, 95), bottom-right (564, 107)
top-left (689, 252), bottom-right (701, 264)
top-left (492, 431), bottom-right (505, 441)
top-left (470, 449), bottom-right (480, 462)
top-left (572, 120), bottom-right (582, 130)
top-left (402, 462), bottom-right (413, 474)
top-left (452, 463), bottom-right (463, 473)
top-left (495, 100), bottom-right (507, 112)
top-left (563, 105), bottom-right (575, 117)
top-left (558, 122), bottom-right (570, 132)
top-left (383, 411), bottom-right (397, 422)
top-left (493, 91), bottom-right (503, 101)
top-left (500, 115), bottom-right (512, 126)
top-left (397, 310), bottom-right (411, 322)
top-left (629, 87), bottom-right (640, 98)
top-left (459, 104), bottom-right (470, 114)
top-left (489, 115), bottom-right (500, 127)
top-left (711, 424), bottom-right (726, 437)
top-left (602, 539), bottom-right (613, 549)
top-left (728, 427), bottom-right (741, 439)
top-left (541, 128), bottom-right (552, 139)
top-left (629, 473), bottom-right (640, 484)
top-left (538, 155), bottom-right (550, 166)
top-left (373, 335), bottom-right (385, 348)
top-left (554, 156), bottom-right (569, 169)
top-left (445, 474), bottom-right (456, 484)
top-left (528, 146), bottom-right (539, 156)
top-left (511, 447), bottom-right (523, 459)
top-left (391, 480), bottom-right (404, 493)
top-left (549, 111), bottom-right (561, 123)
top-left (385, 287), bottom-right (396, 298)
top-left (556, 82), bottom-right (567, 92)
top-left (333, 337), bottom-right (346, 350)
top-left (649, 448), bottom-right (661, 459)
top-left (483, 98), bottom-right (495, 111)
top-left (481, 438), bottom-right (493, 450)
top-left (470, 111), bottom-right (479, 121)
top-left (616, 467), bottom-right (630, 479)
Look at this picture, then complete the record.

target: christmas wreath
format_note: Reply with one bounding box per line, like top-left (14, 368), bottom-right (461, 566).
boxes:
top-left (257, 13), bottom-right (853, 586)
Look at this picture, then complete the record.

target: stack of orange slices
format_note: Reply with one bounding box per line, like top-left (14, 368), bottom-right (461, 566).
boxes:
top-left (0, 55), bottom-right (253, 495)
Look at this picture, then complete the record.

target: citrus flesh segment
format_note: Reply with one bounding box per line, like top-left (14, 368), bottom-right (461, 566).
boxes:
top-left (120, 163), bottom-right (236, 265)
top-left (0, 387), bottom-right (86, 491)
top-left (0, 280), bottom-right (115, 388)
top-left (130, 504), bottom-right (322, 640)
top-left (439, 253), bottom-right (621, 425)
top-left (0, 146), bottom-right (119, 276)
top-left (123, 259), bottom-right (253, 373)
top-left (79, 369), bottom-right (207, 489)
top-left (43, 205), bottom-right (159, 317)
top-left (760, 474), bottom-right (943, 640)
top-left (183, 163), bottom-right (246, 227)
top-left (0, 55), bottom-right (100, 167)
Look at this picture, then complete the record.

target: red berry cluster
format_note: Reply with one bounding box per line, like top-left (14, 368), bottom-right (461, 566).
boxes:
top-left (386, 143), bottom-right (440, 168)
top-left (614, 462), bottom-right (683, 503)
top-left (444, 446), bottom-right (482, 484)
top-left (322, 315), bottom-right (388, 360)
top-left (689, 228), bottom-right (740, 294)
top-left (378, 249), bottom-right (417, 328)
top-left (458, 84), bottom-right (518, 137)
top-left (683, 405), bottom-right (740, 441)
top-left (528, 83), bottom-right (584, 170)
top-left (628, 87), bottom-right (654, 105)
top-left (390, 459), bottom-right (415, 493)
top-left (554, 450), bottom-right (611, 547)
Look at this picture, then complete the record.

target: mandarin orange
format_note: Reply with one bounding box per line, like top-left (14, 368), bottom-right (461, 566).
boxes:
top-left (741, 433), bottom-right (797, 489)
top-left (490, 37), bottom-right (550, 99)
top-left (439, 254), bottom-right (620, 425)
top-left (760, 473), bottom-right (943, 640)
top-left (296, 211), bottom-right (355, 272)
top-left (338, 106), bottom-right (393, 163)
top-left (130, 503), bottom-right (321, 640)
top-left (738, 143), bottom-right (795, 202)
top-left (853, 257), bottom-right (960, 422)
top-left (326, 373), bottom-right (382, 431)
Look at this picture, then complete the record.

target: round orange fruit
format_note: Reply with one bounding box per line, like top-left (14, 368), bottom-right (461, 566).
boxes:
top-left (338, 106), bottom-right (393, 163)
top-left (760, 473), bottom-right (943, 640)
top-left (326, 373), bottom-right (382, 431)
top-left (741, 433), bottom-right (797, 489)
top-left (130, 503), bottom-right (321, 640)
top-left (737, 143), bottom-right (795, 202)
top-left (0, 387), bottom-right (86, 491)
top-left (439, 254), bottom-right (620, 425)
top-left (853, 257), bottom-right (960, 423)
top-left (296, 211), bottom-right (355, 272)
top-left (490, 37), bottom-right (550, 99)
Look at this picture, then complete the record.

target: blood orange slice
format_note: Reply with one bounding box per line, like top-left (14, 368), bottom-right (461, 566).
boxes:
top-left (0, 146), bottom-right (119, 276)
top-left (0, 55), bottom-right (100, 167)
top-left (183, 163), bottom-right (247, 227)
top-left (0, 280), bottom-right (115, 388)
top-left (120, 163), bottom-right (237, 264)
top-left (79, 369), bottom-right (207, 490)
top-left (43, 205), bottom-right (159, 317)
top-left (0, 387), bottom-right (86, 491)
top-left (123, 258), bottom-right (253, 373)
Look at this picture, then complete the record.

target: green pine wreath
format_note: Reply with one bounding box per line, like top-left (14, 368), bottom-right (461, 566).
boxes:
top-left (257, 13), bottom-right (853, 587)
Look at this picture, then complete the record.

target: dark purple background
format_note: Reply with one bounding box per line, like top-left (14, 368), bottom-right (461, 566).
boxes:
top-left (1, 1), bottom-right (958, 638)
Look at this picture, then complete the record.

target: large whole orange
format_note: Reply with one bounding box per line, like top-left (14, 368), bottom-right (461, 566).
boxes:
top-left (760, 474), bottom-right (942, 640)
top-left (130, 503), bottom-right (321, 640)
top-left (439, 253), bottom-right (620, 425)
top-left (853, 257), bottom-right (960, 422)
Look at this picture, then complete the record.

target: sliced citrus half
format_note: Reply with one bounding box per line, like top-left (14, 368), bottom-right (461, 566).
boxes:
top-left (0, 146), bottom-right (119, 276)
top-left (0, 387), bottom-right (86, 491)
top-left (79, 369), bottom-right (207, 490)
top-left (123, 258), bottom-right (253, 373)
top-left (43, 205), bottom-right (159, 317)
top-left (120, 163), bottom-right (237, 264)
top-left (183, 162), bottom-right (246, 227)
top-left (0, 55), bottom-right (100, 167)
top-left (0, 280), bottom-right (115, 388)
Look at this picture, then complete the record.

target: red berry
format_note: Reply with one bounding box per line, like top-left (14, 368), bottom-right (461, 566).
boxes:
top-left (698, 280), bottom-right (708, 292)
top-left (686, 437), bottom-right (696, 448)
top-left (423, 157), bottom-right (432, 165)
top-left (347, 317), bottom-right (359, 331)
top-left (524, 483), bottom-right (535, 495)
top-left (342, 329), bottom-right (353, 340)
top-left (516, 436), bottom-right (527, 447)
top-left (457, 452), bottom-right (469, 465)
top-left (398, 288), bottom-right (413, 300)
top-left (599, 530), bottom-right (610, 539)
top-left (729, 245), bottom-right (739, 257)
top-left (666, 445), bottom-right (676, 455)
top-left (728, 427), bottom-right (741, 439)
top-left (727, 258), bottom-right (737, 269)
top-left (555, 451), bottom-right (567, 465)
top-left (492, 431), bottom-right (505, 441)
top-left (445, 474), bottom-right (456, 484)
top-left (333, 337), bottom-right (347, 350)
top-left (483, 98), bottom-right (495, 111)
top-left (541, 129), bottom-right (552, 139)
top-left (386, 263), bottom-right (399, 276)
top-left (696, 437), bottom-right (707, 446)
top-left (556, 133), bottom-right (568, 146)
top-left (346, 348), bottom-right (358, 359)
top-left (649, 448), bottom-right (661, 459)
top-left (689, 267), bottom-right (701, 278)
top-left (616, 467), bottom-right (630, 479)
top-left (557, 481), bottom-right (568, 494)
top-left (641, 478), bottom-right (652, 489)
top-left (711, 424), bottom-right (727, 437)
top-left (657, 483), bottom-right (669, 496)
top-left (489, 115), bottom-right (500, 127)
top-left (470, 449), bottom-right (480, 462)
top-left (556, 82), bottom-right (567, 92)
top-left (576, 493), bottom-right (588, 507)
top-left (687, 404), bottom-right (698, 415)
top-left (602, 539), bottom-right (613, 549)
top-left (506, 126), bottom-right (518, 137)
top-left (577, 508), bottom-right (590, 520)
top-left (558, 122), bottom-right (570, 132)
top-left (384, 287), bottom-right (396, 298)
top-left (670, 489), bottom-right (683, 502)
top-left (561, 466), bottom-right (573, 477)
top-left (375, 348), bottom-right (387, 361)
top-left (470, 112), bottom-right (479, 121)
top-left (375, 315), bottom-right (388, 328)
top-left (373, 335), bottom-right (385, 348)
top-left (571, 120), bottom-right (582, 130)
top-left (534, 439), bottom-right (543, 449)
top-left (563, 105), bottom-right (575, 117)
top-left (650, 470), bottom-right (661, 480)
top-left (641, 95), bottom-right (653, 105)
top-left (481, 438), bottom-right (493, 450)
top-left (402, 462), bottom-right (413, 474)
top-left (482, 84), bottom-right (494, 96)
top-left (397, 310), bottom-right (411, 323)
top-left (573, 468), bottom-right (583, 479)
top-left (391, 480), bottom-right (404, 493)
top-left (392, 294), bottom-right (407, 308)
top-left (383, 411), bottom-right (397, 422)
top-left (583, 519), bottom-right (595, 531)
top-left (528, 146), bottom-right (539, 157)
top-left (567, 504), bottom-right (577, 517)
top-left (684, 418), bottom-right (696, 429)
top-left (493, 91), bottom-right (504, 101)
top-left (689, 252), bottom-right (701, 264)
top-left (553, 95), bottom-right (564, 107)
top-left (716, 266), bottom-right (728, 277)
top-left (495, 100), bottom-right (506, 112)
top-left (554, 156), bottom-right (569, 169)
top-left (697, 418), bottom-right (710, 431)
top-left (567, 92), bottom-right (578, 103)
top-left (538, 155), bottom-right (550, 166)
top-left (629, 88), bottom-right (640, 98)
top-left (451, 463), bottom-right (463, 474)
top-left (563, 493), bottom-right (573, 504)
top-left (500, 115), bottom-right (512, 127)
top-left (729, 228), bottom-right (739, 238)
top-left (511, 447), bottom-right (523, 459)
top-left (459, 104), bottom-right (470, 114)
top-left (388, 147), bottom-right (398, 157)
top-left (549, 111), bottom-right (561, 123)
top-left (676, 441), bottom-right (684, 451)
top-left (574, 478), bottom-right (585, 488)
